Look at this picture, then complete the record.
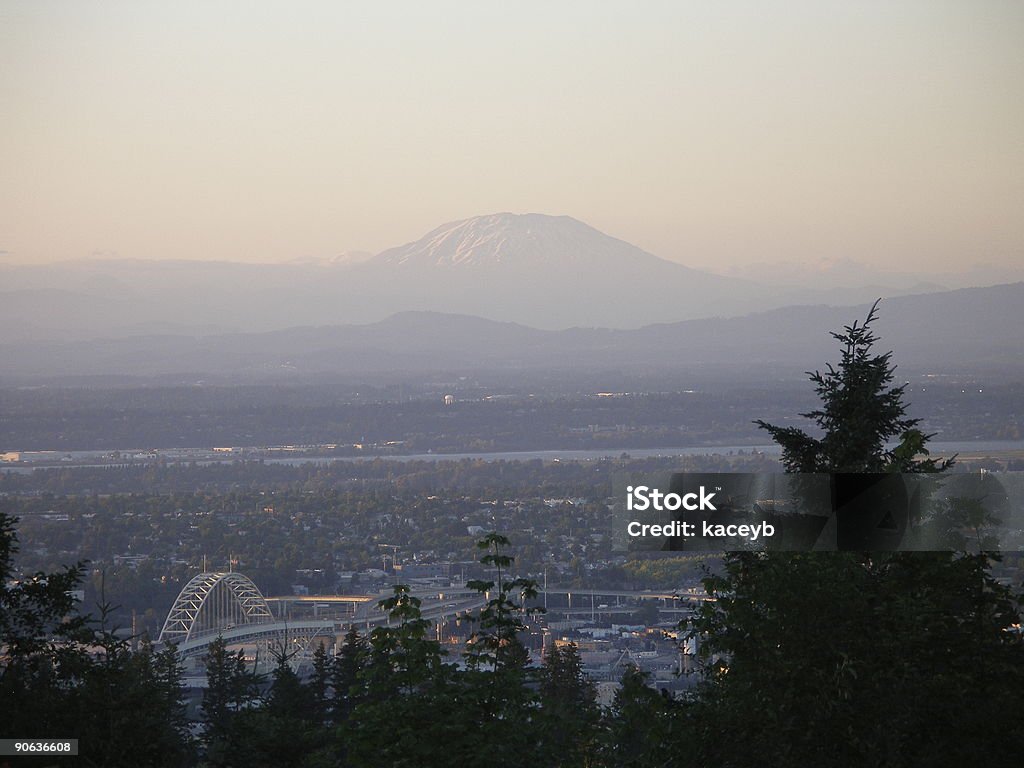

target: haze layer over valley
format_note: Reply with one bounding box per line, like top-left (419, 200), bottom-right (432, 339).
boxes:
top-left (2, 213), bottom-right (1014, 345)
top-left (1, 282), bottom-right (1021, 382)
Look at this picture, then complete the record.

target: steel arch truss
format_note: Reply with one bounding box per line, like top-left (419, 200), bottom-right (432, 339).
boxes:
top-left (159, 572), bottom-right (274, 645)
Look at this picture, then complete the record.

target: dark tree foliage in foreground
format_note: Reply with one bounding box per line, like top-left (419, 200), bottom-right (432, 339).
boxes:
top-left (0, 512), bottom-right (193, 767)
top-left (538, 641), bottom-right (599, 766)
top-left (600, 665), bottom-right (677, 767)
top-left (687, 303), bottom-right (1024, 767)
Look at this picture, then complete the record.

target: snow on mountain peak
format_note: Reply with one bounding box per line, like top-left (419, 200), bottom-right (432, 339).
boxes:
top-left (374, 212), bottom-right (669, 269)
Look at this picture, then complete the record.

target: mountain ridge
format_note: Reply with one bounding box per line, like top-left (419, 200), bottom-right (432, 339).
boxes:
top-left (2, 282), bottom-right (1020, 381)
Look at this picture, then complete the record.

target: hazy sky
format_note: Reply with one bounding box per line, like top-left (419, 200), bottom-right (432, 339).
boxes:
top-left (2, 1), bottom-right (1022, 272)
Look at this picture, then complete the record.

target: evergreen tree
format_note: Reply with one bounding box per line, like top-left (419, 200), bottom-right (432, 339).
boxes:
top-left (537, 642), bottom-right (598, 767)
top-left (222, 651), bottom-right (322, 768)
top-left (329, 627), bottom-right (366, 725)
top-left (600, 665), bottom-right (677, 768)
top-left (343, 585), bottom-right (465, 768)
top-left (685, 303), bottom-right (1024, 766)
top-left (1, 514), bottom-right (193, 767)
top-left (457, 533), bottom-right (545, 768)
top-left (754, 300), bottom-right (950, 474)
top-left (463, 533), bottom-right (542, 672)
top-left (70, 624), bottom-right (193, 768)
top-left (200, 636), bottom-right (263, 766)
top-left (0, 512), bottom-right (90, 674)
top-left (308, 642), bottom-right (332, 725)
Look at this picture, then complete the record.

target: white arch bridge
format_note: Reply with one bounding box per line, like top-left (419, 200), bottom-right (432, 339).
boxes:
top-left (158, 572), bottom-right (334, 671)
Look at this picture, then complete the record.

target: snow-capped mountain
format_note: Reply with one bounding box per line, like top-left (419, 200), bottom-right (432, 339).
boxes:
top-left (375, 212), bottom-right (675, 270)
top-left (356, 212), bottom-right (761, 326)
